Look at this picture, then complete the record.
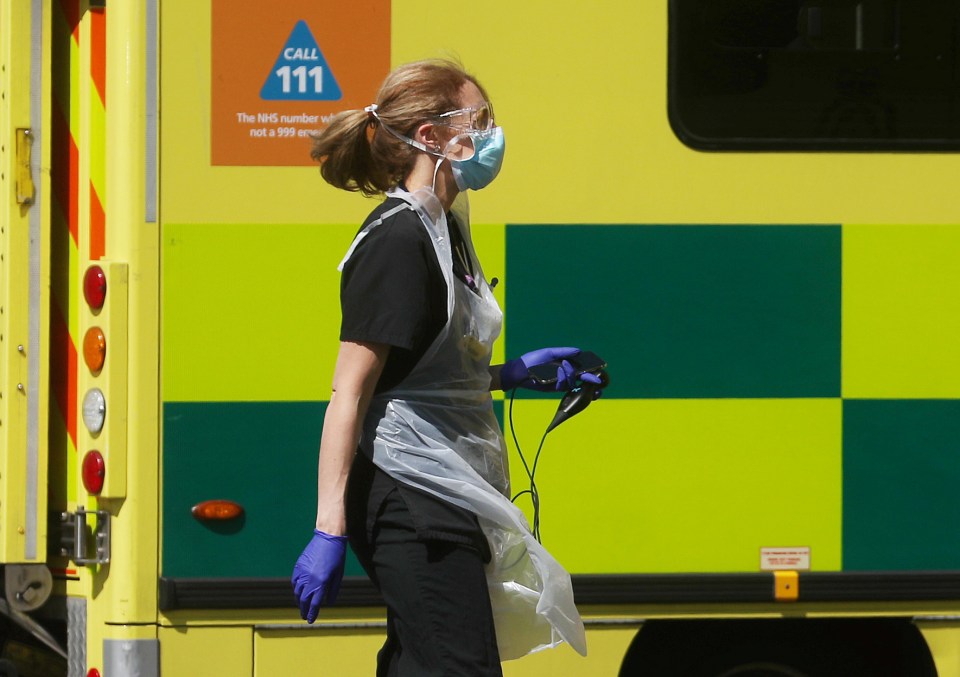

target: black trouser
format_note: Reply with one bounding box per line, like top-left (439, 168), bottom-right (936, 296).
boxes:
top-left (347, 487), bottom-right (503, 677)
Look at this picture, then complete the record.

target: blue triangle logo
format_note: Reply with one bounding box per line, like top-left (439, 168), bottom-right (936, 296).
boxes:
top-left (260, 21), bottom-right (342, 101)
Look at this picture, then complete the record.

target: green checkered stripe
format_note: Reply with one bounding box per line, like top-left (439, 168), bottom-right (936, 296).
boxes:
top-left (162, 223), bottom-right (960, 578)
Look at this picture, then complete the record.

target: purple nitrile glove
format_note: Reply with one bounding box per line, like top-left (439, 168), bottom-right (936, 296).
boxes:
top-left (500, 347), bottom-right (602, 392)
top-left (291, 529), bottom-right (348, 623)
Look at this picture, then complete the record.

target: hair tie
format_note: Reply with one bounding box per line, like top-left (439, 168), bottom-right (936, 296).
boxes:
top-left (364, 105), bottom-right (378, 141)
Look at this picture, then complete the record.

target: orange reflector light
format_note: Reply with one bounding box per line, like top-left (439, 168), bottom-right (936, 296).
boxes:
top-left (83, 265), bottom-right (107, 310)
top-left (83, 326), bottom-right (106, 373)
top-left (191, 499), bottom-right (244, 521)
top-left (82, 450), bottom-right (105, 495)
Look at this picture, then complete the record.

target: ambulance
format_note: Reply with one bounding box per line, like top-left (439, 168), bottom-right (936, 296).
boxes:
top-left (3, 0), bottom-right (960, 675)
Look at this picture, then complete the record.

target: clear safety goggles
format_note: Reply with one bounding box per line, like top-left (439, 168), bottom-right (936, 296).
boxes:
top-left (366, 101), bottom-right (495, 161)
top-left (434, 102), bottom-right (496, 133)
top-left (432, 103), bottom-right (497, 161)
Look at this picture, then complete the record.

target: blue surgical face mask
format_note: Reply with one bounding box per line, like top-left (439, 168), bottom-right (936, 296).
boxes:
top-left (450, 127), bottom-right (505, 191)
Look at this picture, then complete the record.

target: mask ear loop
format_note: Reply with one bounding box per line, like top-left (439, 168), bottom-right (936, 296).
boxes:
top-left (430, 156), bottom-right (445, 193)
top-left (366, 104), bottom-right (443, 156)
top-left (365, 104), bottom-right (470, 193)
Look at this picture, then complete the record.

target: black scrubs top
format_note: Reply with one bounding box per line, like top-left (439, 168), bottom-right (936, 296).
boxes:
top-left (340, 197), bottom-right (490, 557)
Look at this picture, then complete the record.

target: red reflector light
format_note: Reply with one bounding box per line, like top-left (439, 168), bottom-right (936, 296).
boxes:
top-left (87, 669), bottom-right (101, 677)
top-left (82, 451), bottom-right (105, 494)
top-left (191, 499), bottom-right (244, 521)
top-left (83, 265), bottom-right (107, 310)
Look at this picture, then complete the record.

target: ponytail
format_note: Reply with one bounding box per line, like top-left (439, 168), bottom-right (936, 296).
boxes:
top-left (310, 108), bottom-right (410, 197)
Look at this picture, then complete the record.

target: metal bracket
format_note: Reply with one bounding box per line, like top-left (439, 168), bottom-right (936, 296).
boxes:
top-left (59, 507), bottom-right (111, 565)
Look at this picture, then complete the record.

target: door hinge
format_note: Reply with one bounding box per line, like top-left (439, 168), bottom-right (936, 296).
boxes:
top-left (58, 508), bottom-right (111, 566)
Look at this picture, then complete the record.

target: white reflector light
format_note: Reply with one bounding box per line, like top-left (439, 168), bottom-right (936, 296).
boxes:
top-left (82, 388), bottom-right (106, 435)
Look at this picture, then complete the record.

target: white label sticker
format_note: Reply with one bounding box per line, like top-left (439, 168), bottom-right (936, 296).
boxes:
top-left (760, 547), bottom-right (811, 571)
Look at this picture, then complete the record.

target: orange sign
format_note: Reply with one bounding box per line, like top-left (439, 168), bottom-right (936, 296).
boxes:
top-left (211, 0), bottom-right (390, 166)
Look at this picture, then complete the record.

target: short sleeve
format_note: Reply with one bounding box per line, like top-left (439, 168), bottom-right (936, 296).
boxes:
top-left (340, 206), bottom-right (444, 352)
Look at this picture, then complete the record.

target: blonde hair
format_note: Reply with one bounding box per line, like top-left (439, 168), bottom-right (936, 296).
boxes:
top-left (310, 59), bottom-right (489, 197)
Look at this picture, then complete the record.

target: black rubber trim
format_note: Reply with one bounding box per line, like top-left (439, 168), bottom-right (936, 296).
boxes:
top-left (573, 573), bottom-right (773, 604)
top-left (799, 571), bottom-right (960, 602)
top-left (158, 577), bottom-right (383, 611)
top-left (573, 572), bottom-right (960, 605)
top-left (159, 571), bottom-right (960, 611)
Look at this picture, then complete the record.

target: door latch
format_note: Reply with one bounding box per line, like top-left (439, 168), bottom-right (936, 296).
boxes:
top-left (16, 128), bottom-right (34, 205)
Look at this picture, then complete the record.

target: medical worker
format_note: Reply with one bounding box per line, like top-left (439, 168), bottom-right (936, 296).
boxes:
top-left (291, 59), bottom-right (599, 675)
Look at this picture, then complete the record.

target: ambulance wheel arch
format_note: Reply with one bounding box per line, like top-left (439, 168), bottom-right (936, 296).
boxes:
top-left (618, 618), bottom-right (937, 676)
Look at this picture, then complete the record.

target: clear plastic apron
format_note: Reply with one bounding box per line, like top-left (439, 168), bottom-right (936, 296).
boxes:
top-left (338, 187), bottom-right (586, 660)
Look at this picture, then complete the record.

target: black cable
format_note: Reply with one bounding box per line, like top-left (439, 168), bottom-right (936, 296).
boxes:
top-left (508, 388), bottom-right (551, 543)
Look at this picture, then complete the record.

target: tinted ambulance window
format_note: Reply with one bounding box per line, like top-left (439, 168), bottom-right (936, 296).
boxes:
top-left (669, 1), bottom-right (960, 150)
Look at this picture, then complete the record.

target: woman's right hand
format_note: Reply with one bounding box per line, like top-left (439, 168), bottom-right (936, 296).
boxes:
top-left (291, 529), bottom-right (348, 623)
top-left (296, 340), bottom-right (387, 623)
